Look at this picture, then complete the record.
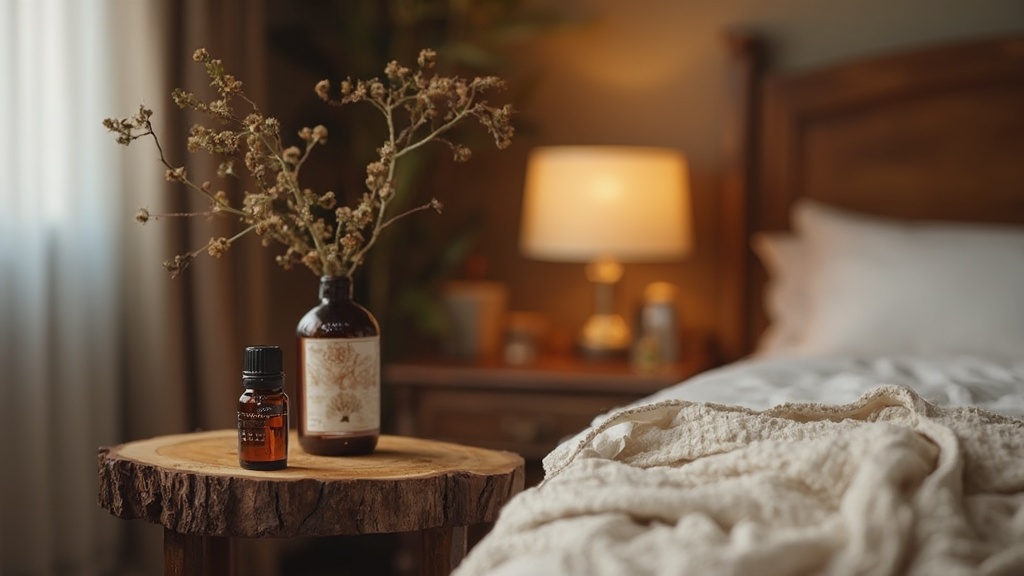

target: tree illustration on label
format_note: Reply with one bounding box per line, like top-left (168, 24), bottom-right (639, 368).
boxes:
top-left (303, 337), bottom-right (380, 433)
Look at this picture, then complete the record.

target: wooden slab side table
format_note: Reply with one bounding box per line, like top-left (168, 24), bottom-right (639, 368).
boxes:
top-left (98, 430), bottom-right (524, 576)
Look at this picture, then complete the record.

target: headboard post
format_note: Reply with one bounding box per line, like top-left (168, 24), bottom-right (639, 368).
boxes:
top-left (720, 30), bottom-right (767, 362)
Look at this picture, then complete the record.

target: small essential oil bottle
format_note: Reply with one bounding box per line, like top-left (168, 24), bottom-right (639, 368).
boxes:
top-left (238, 345), bottom-right (289, 470)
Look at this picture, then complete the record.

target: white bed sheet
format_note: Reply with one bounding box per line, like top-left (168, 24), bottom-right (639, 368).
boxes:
top-left (455, 355), bottom-right (1024, 576)
top-left (627, 354), bottom-right (1024, 419)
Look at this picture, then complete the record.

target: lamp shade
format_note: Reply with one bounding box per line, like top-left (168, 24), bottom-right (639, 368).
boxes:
top-left (519, 146), bottom-right (693, 262)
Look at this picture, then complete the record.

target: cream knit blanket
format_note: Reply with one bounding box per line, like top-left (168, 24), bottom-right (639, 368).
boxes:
top-left (454, 386), bottom-right (1024, 576)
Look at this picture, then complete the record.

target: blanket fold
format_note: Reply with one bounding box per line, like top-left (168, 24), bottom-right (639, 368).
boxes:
top-left (454, 386), bottom-right (1024, 576)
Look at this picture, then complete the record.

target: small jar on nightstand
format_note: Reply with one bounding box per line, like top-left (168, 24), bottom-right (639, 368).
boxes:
top-left (631, 282), bottom-right (681, 373)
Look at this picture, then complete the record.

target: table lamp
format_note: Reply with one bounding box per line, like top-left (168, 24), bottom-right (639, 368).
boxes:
top-left (519, 146), bottom-right (693, 358)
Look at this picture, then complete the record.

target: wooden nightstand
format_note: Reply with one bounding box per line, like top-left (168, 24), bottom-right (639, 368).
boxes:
top-left (385, 349), bottom-right (713, 486)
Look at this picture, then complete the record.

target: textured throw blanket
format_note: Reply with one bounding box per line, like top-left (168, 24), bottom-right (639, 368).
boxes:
top-left (454, 386), bottom-right (1024, 576)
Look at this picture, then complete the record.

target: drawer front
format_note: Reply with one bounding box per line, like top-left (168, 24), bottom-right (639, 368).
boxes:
top-left (415, 389), bottom-right (635, 459)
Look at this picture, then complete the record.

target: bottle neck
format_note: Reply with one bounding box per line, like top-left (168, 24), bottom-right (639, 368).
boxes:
top-left (319, 275), bottom-right (353, 302)
top-left (243, 375), bottom-right (284, 391)
top-left (245, 387), bottom-right (284, 394)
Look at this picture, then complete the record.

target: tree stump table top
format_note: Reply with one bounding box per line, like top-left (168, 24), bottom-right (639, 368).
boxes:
top-left (98, 430), bottom-right (525, 538)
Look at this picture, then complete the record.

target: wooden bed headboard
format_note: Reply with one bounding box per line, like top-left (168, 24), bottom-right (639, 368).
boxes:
top-left (719, 32), bottom-right (1024, 362)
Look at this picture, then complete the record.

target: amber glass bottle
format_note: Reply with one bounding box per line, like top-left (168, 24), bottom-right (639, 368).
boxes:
top-left (296, 275), bottom-right (380, 456)
top-left (237, 345), bottom-right (289, 470)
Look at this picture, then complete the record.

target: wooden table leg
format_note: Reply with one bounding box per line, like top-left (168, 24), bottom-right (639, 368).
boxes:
top-left (204, 535), bottom-right (234, 576)
top-left (163, 529), bottom-right (234, 576)
top-left (422, 525), bottom-right (469, 576)
top-left (449, 526), bottom-right (468, 567)
top-left (164, 528), bottom-right (203, 576)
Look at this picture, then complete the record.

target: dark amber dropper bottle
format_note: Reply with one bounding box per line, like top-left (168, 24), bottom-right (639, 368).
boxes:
top-left (237, 345), bottom-right (289, 470)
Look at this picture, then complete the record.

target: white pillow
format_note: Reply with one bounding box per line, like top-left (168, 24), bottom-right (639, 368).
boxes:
top-left (790, 200), bottom-right (1024, 358)
top-left (751, 232), bottom-right (807, 355)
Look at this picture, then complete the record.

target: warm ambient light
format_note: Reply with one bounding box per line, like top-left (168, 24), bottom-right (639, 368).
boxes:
top-left (520, 146), bottom-right (693, 357)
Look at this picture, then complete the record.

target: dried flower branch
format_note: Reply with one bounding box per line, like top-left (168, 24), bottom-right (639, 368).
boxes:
top-left (104, 48), bottom-right (513, 278)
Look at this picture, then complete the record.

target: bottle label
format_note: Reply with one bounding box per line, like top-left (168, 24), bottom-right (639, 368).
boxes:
top-left (238, 411), bottom-right (287, 443)
top-left (302, 336), bottom-right (380, 433)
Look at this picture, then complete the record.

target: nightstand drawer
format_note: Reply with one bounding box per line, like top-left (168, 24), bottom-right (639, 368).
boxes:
top-left (386, 351), bottom-right (714, 487)
top-left (415, 389), bottom-right (632, 459)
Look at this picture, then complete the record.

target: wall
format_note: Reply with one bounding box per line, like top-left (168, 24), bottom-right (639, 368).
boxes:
top-left (436, 0), bottom-right (1024, 358)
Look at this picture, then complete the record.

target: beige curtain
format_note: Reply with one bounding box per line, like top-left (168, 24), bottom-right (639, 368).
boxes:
top-left (0, 1), bottom-right (158, 573)
top-left (0, 0), bottom-right (269, 573)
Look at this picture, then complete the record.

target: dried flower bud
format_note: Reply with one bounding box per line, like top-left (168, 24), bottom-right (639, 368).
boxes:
top-left (385, 61), bottom-right (410, 82)
top-left (216, 161), bottom-right (234, 178)
top-left (340, 232), bottom-right (363, 253)
top-left (369, 80), bottom-right (386, 100)
top-left (301, 250), bottom-right (320, 269)
top-left (417, 49), bottom-right (436, 70)
top-left (452, 144), bottom-right (472, 162)
top-left (377, 142), bottom-right (396, 162)
top-left (135, 208), bottom-right (151, 224)
top-left (244, 114), bottom-right (262, 131)
top-left (283, 146), bottom-right (302, 165)
top-left (207, 237), bottom-right (230, 257)
top-left (315, 79), bottom-right (330, 101)
top-left (208, 99), bottom-right (230, 118)
top-left (365, 160), bottom-right (387, 190)
top-left (213, 190), bottom-right (229, 210)
top-left (311, 125), bottom-right (328, 143)
top-left (318, 191), bottom-right (336, 209)
top-left (163, 253), bottom-right (195, 278)
top-left (330, 202), bottom-right (345, 216)
top-left (165, 166), bottom-right (187, 182)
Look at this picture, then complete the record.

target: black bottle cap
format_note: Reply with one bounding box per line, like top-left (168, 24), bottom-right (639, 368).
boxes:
top-left (242, 345), bottom-right (284, 390)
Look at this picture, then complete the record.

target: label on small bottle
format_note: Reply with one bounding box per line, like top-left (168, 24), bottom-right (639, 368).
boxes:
top-left (302, 337), bottom-right (380, 433)
top-left (238, 404), bottom-right (287, 444)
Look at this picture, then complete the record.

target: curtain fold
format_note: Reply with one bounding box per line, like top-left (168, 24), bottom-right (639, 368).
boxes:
top-left (0, 0), bottom-right (268, 573)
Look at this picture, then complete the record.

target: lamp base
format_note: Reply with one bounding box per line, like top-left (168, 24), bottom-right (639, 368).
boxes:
top-left (578, 313), bottom-right (631, 360)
